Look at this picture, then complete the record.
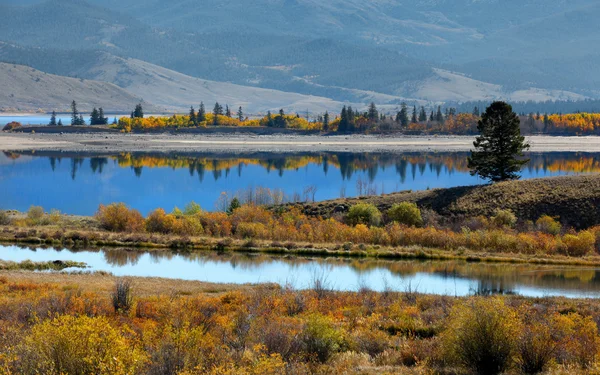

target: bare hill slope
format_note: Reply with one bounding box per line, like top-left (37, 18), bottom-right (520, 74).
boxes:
top-left (0, 62), bottom-right (157, 113)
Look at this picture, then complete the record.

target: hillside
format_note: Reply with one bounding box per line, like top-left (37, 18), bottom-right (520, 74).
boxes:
top-left (0, 63), bottom-right (158, 113)
top-left (287, 174), bottom-right (600, 230)
top-left (81, 54), bottom-right (345, 114)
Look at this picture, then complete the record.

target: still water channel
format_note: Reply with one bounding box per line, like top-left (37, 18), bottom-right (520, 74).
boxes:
top-left (2, 245), bottom-right (600, 298)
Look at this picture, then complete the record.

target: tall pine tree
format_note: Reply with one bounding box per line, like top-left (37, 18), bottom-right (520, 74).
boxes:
top-left (468, 101), bottom-right (530, 182)
top-left (198, 102), bottom-right (206, 122)
top-left (367, 102), bottom-right (378, 123)
top-left (419, 107), bottom-right (427, 122)
top-left (323, 111), bottom-right (329, 132)
top-left (189, 106), bottom-right (197, 126)
top-left (49, 111), bottom-right (57, 126)
top-left (237, 106), bottom-right (244, 122)
top-left (71, 101), bottom-right (80, 125)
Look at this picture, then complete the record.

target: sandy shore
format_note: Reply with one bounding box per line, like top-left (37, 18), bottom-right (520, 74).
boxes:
top-left (2, 132), bottom-right (600, 153)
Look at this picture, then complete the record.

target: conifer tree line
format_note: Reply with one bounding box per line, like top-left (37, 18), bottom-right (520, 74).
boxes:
top-left (60, 99), bottom-right (600, 135)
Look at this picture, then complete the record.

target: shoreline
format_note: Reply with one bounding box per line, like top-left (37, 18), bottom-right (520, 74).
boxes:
top-left (3, 132), bottom-right (600, 153)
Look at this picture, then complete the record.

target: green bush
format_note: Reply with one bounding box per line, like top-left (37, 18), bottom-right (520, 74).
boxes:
top-left (301, 314), bottom-right (346, 362)
top-left (347, 204), bottom-right (382, 227)
top-left (183, 201), bottom-right (202, 216)
top-left (492, 209), bottom-right (517, 228)
top-left (387, 202), bottom-right (423, 227)
top-left (536, 215), bottom-right (561, 235)
top-left (443, 297), bottom-right (520, 375)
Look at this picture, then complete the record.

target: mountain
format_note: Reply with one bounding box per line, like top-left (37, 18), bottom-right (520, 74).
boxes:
top-left (0, 0), bottom-right (598, 108)
top-left (81, 0), bottom-right (600, 92)
top-left (0, 44), bottom-right (347, 113)
top-left (0, 62), bottom-right (156, 113)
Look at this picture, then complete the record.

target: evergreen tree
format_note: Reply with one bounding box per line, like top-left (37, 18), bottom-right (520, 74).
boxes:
top-left (237, 106), bottom-right (244, 122)
top-left (49, 111), bottom-right (57, 126)
top-left (189, 106), bottom-right (197, 126)
top-left (225, 105), bottom-right (232, 118)
top-left (71, 100), bottom-right (80, 125)
top-left (347, 106), bottom-right (355, 131)
top-left (227, 197), bottom-right (241, 215)
top-left (473, 106), bottom-right (480, 116)
top-left (339, 106), bottom-right (348, 132)
top-left (323, 111), bottom-right (329, 132)
top-left (58, 119), bottom-right (63, 126)
top-left (112, 117), bottom-right (118, 125)
top-left (265, 111), bottom-right (275, 127)
top-left (198, 102), bottom-right (206, 122)
top-left (411, 105), bottom-right (418, 123)
top-left (468, 101), bottom-right (530, 182)
top-left (367, 102), bottom-right (378, 122)
top-left (133, 104), bottom-right (144, 118)
top-left (436, 106), bottom-right (444, 122)
top-left (274, 109), bottom-right (287, 128)
top-left (430, 111), bottom-right (434, 122)
top-left (419, 107), bottom-right (427, 122)
top-left (98, 108), bottom-right (107, 125)
top-left (90, 108), bottom-right (100, 125)
top-left (397, 103), bottom-right (409, 127)
top-left (213, 102), bottom-right (223, 125)
top-left (79, 114), bottom-right (85, 125)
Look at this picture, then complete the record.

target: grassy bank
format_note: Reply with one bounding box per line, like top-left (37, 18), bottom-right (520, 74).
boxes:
top-left (0, 272), bottom-right (598, 374)
top-left (286, 174), bottom-right (600, 230)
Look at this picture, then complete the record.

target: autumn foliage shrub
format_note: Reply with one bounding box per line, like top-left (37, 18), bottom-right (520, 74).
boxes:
top-left (145, 208), bottom-right (177, 234)
top-left (561, 231), bottom-right (595, 256)
top-left (96, 203), bottom-right (144, 232)
top-left (443, 298), bottom-right (520, 375)
top-left (18, 315), bottom-right (146, 375)
top-left (536, 215), bottom-right (562, 235)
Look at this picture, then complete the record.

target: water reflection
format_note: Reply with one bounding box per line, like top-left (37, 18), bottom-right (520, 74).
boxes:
top-left (2, 244), bottom-right (600, 298)
top-left (1, 150), bottom-right (598, 215)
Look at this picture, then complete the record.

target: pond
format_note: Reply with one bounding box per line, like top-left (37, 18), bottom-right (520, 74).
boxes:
top-left (2, 244), bottom-right (600, 298)
top-left (0, 150), bottom-right (598, 215)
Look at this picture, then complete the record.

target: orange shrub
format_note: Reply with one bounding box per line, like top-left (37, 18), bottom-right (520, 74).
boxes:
top-left (95, 203), bottom-right (145, 232)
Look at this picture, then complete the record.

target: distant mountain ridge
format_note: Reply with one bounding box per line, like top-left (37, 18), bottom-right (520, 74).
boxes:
top-left (0, 0), bottom-right (598, 111)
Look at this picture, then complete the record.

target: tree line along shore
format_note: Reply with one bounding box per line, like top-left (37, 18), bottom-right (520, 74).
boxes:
top-left (5, 100), bottom-right (600, 135)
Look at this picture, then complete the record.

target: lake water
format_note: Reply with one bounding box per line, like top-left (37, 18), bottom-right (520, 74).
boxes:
top-left (1, 150), bottom-right (598, 215)
top-left (2, 244), bottom-right (600, 298)
top-left (0, 115), bottom-right (120, 126)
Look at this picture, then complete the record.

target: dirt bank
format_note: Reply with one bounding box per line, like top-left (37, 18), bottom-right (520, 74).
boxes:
top-left (2, 131), bottom-right (600, 153)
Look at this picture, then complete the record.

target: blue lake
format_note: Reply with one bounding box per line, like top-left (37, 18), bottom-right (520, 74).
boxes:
top-left (0, 150), bottom-right (598, 215)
